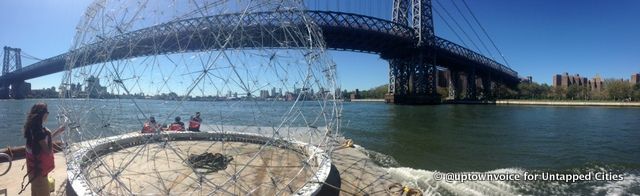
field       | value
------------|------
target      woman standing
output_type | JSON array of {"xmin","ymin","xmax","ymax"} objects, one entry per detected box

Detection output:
[{"xmin": 23, "ymin": 103, "xmax": 65, "ymax": 195}]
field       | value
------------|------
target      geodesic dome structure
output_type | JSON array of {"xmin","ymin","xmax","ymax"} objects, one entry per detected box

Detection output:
[{"xmin": 59, "ymin": 0, "xmax": 341, "ymax": 195}]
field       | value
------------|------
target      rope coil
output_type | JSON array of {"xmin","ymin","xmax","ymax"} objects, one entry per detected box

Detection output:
[{"xmin": 186, "ymin": 152, "xmax": 234, "ymax": 174}]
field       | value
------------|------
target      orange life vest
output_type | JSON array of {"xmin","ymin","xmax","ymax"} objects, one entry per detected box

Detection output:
[
  {"xmin": 169, "ymin": 123, "xmax": 184, "ymax": 131},
  {"xmin": 142, "ymin": 122, "xmax": 156, "ymax": 133},
  {"xmin": 189, "ymin": 120, "xmax": 201, "ymax": 130}
]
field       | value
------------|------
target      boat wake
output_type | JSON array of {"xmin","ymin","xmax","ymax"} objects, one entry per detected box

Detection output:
[{"xmin": 385, "ymin": 166, "xmax": 640, "ymax": 195}]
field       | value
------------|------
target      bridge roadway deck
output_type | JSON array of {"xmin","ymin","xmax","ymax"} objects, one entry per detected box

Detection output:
[{"xmin": 0, "ymin": 11, "xmax": 517, "ymax": 85}]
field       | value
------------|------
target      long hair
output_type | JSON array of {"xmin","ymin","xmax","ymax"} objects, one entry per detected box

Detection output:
[{"xmin": 23, "ymin": 102, "xmax": 48, "ymax": 144}]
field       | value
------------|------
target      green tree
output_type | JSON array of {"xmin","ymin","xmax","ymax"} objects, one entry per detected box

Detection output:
[
  {"xmin": 551, "ymin": 86, "xmax": 567, "ymax": 100},
  {"xmin": 631, "ymin": 84, "xmax": 640, "ymax": 101},
  {"xmin": 604, "ymin": 79, "xmax": 632, "ymax": 101},
  {"xmin": 518, "ymin": 82, "xmax": 552, "ymax": 99},
  {"xmin": 495, "ymin": 83, "xmax": 517, "ymax": 99},
  {"xmin": 352, "ymin": 84, "xmax": 389, "ymax": 99}
]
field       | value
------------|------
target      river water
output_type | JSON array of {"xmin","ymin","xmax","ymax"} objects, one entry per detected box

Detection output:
[{"xmin": 1, "ymin": 99, "xmax": 639, "ymax": 195}]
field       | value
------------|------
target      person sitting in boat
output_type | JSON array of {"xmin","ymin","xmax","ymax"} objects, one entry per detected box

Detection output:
[
  {"xmin": 167, "ymin": 116, "xmax": 185, "ymax": 131},
  {"xmin": 188, "ymin": 112, "xmax": 202, "ymax": 132},
  {"xmin": 141, "ymin": 116, "xmax": 160, "ymax": 133}
]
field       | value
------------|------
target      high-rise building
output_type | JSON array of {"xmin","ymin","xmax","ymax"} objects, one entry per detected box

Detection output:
[
  {"xmin": 271, "ymin": 87, "xmax": 277, "ymax": 98},
  {"xmin": 260, "ymin": 90, "xmax": 269, "ymax": 98},
  {"xmin": 590, "ymin": 75, "xmax": 603, "ymax": 92},
  {"xmin": 552, "ymin": 73, "xmax": 587, "ymax": 88},
  {"xmin": 553, "ymin": 72, "xmax": 605, "ymax": 92},
  {"xmin": 631, "ymin": 73, "xmax": 640, "ymax": 85}
]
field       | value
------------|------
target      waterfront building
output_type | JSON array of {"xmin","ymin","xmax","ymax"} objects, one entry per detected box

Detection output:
[
  {"xmin": 553, "ymin": 72, "xmax": 601, "ymax": 91},
  {"xmin": 271, "ymin": 87, "xmax": 277, "ymax": 98},
  {"xmin": 590, "ymin": 75, "xmax": 603, "ymax": 92},
  {"xmin": 631, "ymin": 73, "xmax": 640, "ymax": 85},
  {"xmin": 260, "ymin": 90, "xmax": 269, "ymax": 98}
]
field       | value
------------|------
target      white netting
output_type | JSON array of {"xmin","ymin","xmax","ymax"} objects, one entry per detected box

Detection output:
[{"xmin": 59, "ymin": 0, "xmax": 341, "ymax": 195}]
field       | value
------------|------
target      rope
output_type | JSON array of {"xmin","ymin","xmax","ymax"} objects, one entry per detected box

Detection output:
[
  {"xmin": 335, "ymin": 138, "xmax": 355, "ymax": 151},
  {"xmin": 342, "ymin": 139, "xmax": 354, "ymax": 148},
  {"xmin": 186, "ymin": 152, "xmax": 234, "ymax": 174},
  {"xmin": 388, "ymin": 183, "xmax": 423, "ymax": 196}
]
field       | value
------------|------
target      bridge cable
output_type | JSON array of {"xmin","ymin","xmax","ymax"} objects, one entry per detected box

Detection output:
[
  {"xmin": 20, "ymin": 51, "xmax": 43, "ymax": 61},
  {"xmin": 449, "ymin": 0, "xmax": 496, "ymax": 60},
  {"xmin": 460, "ymin": 0, "xmax": 511, "ymax": 68},
  {"xmin": 435, "ymin": 0, "xmax": 480, "ymax": 52},
  {"xmin": 434, "ymin": 0, "xmax": 479, "ymax": 52},
  {"xmin": 433, "ymin": 8, "xmax": 469, "ymax": 49}
]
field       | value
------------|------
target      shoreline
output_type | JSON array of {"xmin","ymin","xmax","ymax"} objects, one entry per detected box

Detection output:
[
  {"xmin": 349, "ymin": 99, "xmax": 385, "ymax": 102},
  {"xmin": 495, "ymin": 100, "xmax": 640, "ymax": 107},
  {"xmin": 348, "ymin": 99, "xmax": 640, "ymax": 107},
  {"xmin": 443, "ymin": 99, "xmax": 640, "ymax": 107}
]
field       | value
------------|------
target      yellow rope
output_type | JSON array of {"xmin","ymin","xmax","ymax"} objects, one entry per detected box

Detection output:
[
  {"xmin": 388, "ymin": 183, "xmax": 423, "ymax": 196},
  {"xmin": 342, "ymin": 139, "xmax": 354, "ymax": 148}
]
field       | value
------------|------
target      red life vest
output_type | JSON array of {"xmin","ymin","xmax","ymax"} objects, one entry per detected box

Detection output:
[
  {"xmin": 142, "ymin": 122, "xmax": 156, "ymax": 133},
  {"xmin": 189, "ymin": 120, "xmax": 201, "ymax": 130},
  {"xmin": 26, "ymin": 132, "xmax": 55, "ymax": 177},
  {"xmin": 169, "ymin": 123, "xmax": 184, "ymax": 131}
]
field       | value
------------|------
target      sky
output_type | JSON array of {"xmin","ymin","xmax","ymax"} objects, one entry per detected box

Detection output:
[{"xmin": 1, "ymin": 0, "xmax": 639, "ymax": 92}]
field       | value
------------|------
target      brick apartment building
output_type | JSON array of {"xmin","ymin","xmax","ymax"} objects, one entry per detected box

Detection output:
[
  {"xmin": 553, "ymin": 72, "xmax": 639, "ymax": 91},
  {"xmin": 632, "ymin": 73, "xmax": 640, "ymax": 85},
  {"xmin": 553, "ymin": 72, "xmax": 603, "ymax": 91}
]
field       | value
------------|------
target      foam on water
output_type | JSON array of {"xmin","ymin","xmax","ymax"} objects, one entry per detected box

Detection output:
[
  {"xmin": 387, "ymin": 167, "xmax": 519, "ymax": 196},
  {"xmin": 385, "ymin": 166, "xmax": 640, "ymax": 195},
  {"xmin": 592, "ymin": 173, "xmax": 639, "ymax": 196}
]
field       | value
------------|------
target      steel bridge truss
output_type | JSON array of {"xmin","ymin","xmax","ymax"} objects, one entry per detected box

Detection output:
[{"xmin": 0, "ymin": 9, "xmax": 518, "ymax": 103}]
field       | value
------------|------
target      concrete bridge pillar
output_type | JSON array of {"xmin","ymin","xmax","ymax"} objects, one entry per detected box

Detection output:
[
  {"xmin": 465, "ymin": 69, "xmax": 477, "ymax": 100},
  {"xmin": 9, "ymin": 81, "xmax": 28, "ymax": 99},
  {"xmin": 481, "ymin": 74, "xmax": 492, "ymax": 100},
  {"xmin": 447, "ymin": 69, "xmax": 460, "ymax": 100},
  {"xmin": 0, "ymin": 84, "xmax": 9, "ymax": 99}
]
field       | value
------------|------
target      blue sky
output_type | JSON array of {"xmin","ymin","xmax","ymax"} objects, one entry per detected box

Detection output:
[{"xmin": 1, "ymin": 0, "xmax": 639, "ymax": 91}]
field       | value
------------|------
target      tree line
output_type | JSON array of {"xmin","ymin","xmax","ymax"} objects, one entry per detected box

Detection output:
[
  {"xmin": 346, "ymin": 79, "xmax": 640, "ymax": 101},
  {"xmin": 516, "ymin": 80, "xmax": 640, "ymax": 101}
]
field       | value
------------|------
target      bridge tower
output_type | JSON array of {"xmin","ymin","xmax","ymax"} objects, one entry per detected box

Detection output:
[
  {"xmin": 1, "ymin": 46, "xmax": 28, "ymax": 99},
  {"xmin": 385, "ymin": 0, "xmax": 440, "ymax": 104}
]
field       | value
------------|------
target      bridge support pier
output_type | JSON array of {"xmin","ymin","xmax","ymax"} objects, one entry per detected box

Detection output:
[
  {"xmin": 9, "ymin": 81, "xmax": 28, "ymax": 99},
  {"xmin": 385, "ymin": 56, "xmax": 440, "ymax": 105},
  {"xmin": 0, "ymin": 84, "xmax": 9, "ymax": 99},
  {"xmin": 447, "ymin": 69, "xmax": 460, "ymax": 100},
  {"xmin": 481, "ymin": 74, "xmax": 493, "ymax": 100},
  {"xmin": 465, "ymin": 69, "xmax": 477, "ymax": 100}
]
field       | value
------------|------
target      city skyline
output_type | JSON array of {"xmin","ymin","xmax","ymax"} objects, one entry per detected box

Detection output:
[{"xmin": 1, "ymin": 0, "xmax": 639, "ymax": 91}]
